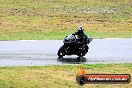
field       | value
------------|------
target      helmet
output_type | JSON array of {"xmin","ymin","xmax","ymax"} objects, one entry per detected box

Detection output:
[{"xmin": 77, "ymin": 26, "xmax": 84, "ymax": 31}]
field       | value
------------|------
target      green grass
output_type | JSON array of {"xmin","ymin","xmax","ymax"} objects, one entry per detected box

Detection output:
[
  {"xmin": 0, "ymin": 31, "xmax": 132, "ymax": 40},
  {"xmin": 0, "ymin": 64, "xmax": 131, "ymax": 88},
  {"xmin": 0, "ymin": 0, "xmax": 132, "ymax": 40}
]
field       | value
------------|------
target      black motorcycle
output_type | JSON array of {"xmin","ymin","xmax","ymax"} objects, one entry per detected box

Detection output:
[{"xmin": 57, "ymin": 34, "xmax": 92, "ymax": 59}]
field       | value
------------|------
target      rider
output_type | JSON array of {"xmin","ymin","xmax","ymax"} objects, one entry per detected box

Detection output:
[{"xmin": 72, "ymin": 26, "xmax": 88, "ymax": 44}]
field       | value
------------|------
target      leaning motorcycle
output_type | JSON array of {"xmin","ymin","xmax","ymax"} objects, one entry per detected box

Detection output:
[{"xmin": 57, "ymin": 34, "xmax": 92, "ymax": 59}]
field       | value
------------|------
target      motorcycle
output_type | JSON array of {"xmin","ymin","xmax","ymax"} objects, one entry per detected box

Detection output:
[{"xmin": 57, "ymin": 34, "xmax": 92, "ymax": 59}]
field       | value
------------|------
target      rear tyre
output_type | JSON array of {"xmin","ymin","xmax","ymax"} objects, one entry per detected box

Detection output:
[
  {"xmin": 78, "ymin": 45, "xmax": 89, "ymax": 57},
  {"xmin": 77, "ymin": 55, "xmax": 83, "ymax": 62}
]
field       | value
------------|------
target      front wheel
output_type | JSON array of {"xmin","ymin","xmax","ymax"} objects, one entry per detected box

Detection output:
[
  {"xmin": 57, "ymin": 45, "xmax": 65, "ymax": 58},
  {"xmin": 58, "ymin": 51, "xmax": 63, "ymax": 58}
]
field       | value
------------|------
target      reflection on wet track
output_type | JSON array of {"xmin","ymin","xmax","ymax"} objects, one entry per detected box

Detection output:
[{"xmin": 0, "ymin": 39, "xmax": 132, "ymax": 66}]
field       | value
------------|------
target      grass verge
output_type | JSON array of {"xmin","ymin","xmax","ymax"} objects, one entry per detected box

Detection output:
[
  {"xmin": 0, "ymin": 64, "xmax": 131, "ymax": 88},
  {"xmin": 0, "ymin": 31, "xmax": 132, "ymax": 40}
]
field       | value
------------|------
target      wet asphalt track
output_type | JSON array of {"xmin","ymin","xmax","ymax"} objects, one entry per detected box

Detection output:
[{"xmin": 0, "ymin": 38, "xmax": 132, "ymax": 66}]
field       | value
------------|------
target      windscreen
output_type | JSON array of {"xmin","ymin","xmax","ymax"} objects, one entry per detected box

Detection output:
[{"xmin": 66, "ymin": 34, "xmax": 75, "ymax": 40}]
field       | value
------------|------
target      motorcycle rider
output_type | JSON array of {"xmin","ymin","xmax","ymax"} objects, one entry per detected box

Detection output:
[
  {"xmin": 72, "ymin": 26, "xmax": 88, "ymax": 44},
  {"xmin": 72, "ymin": 26, "xmax": 89, "ymax": 55}
]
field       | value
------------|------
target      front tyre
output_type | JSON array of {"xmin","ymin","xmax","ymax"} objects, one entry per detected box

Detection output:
[
  {"xmin": 57, "ymin": 45, "xmax": 65, "ymax": 58},
  {"xmin": 58, "ymin": 51, "xmax": 63, "ymax": 58}
]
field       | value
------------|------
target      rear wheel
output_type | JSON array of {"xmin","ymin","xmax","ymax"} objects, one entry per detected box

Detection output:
[
  {"xmin": 77, "ymin": 56, "xmax": 83, "ymax": 60},
  {"xmin": 78, "ymin": 45, "xmax": 89, "ymax": 57}
]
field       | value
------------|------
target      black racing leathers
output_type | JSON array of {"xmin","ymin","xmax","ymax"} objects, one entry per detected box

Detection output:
[{"xmin": 72, "ymin": 30, "xmax": 88, "ymax": 45}]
